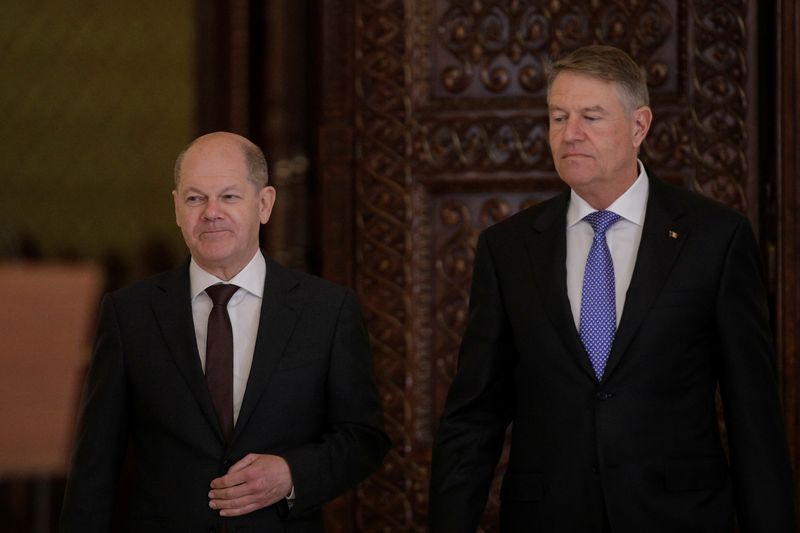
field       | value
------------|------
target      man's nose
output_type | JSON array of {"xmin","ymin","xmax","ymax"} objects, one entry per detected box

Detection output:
[
  {"xmin": 202, "ymin": 199, "xmax": 223, "ymax": 219},
  {"xmin": 563, "ymin": 117, "xmax": 584, "ymax": 142}
]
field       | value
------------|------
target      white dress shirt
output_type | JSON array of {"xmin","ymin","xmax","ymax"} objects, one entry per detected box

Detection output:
[
  {"xmin": 189, "ymin": 250, "xmax": 265, "ymax": 425},
  {"xmin": 566, "ymin": 161, "xmax": 649, "ymax": 329}
]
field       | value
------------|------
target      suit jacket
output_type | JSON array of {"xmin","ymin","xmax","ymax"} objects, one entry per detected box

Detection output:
[
  {"xmin": 430, "ymin": 176, "xmax": 795, "ymax": 532},
  {"xmin": 61, "ymin": 257, "xmax": 390, "ymax": 533}
]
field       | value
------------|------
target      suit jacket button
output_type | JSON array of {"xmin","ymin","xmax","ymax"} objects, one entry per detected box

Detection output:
[{"xmin": 596, "ymin": 391, "xmax": 613, "ymax": 400}]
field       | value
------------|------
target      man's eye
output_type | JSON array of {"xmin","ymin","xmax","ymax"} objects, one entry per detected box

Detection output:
[
  {"xmin": 585, "ymin": 116, "xmax": 599, "ymax": 121},
  {"xmin": 186, "ymin": 196, "xmax": 204, "ymax": 205},
  {"xmin": 223, "ymin": 194, "xmax": 241, "ymax": 201},
  {"xmin": 551, "ymin": 116, "xmax": 565, "ymax": 123}
]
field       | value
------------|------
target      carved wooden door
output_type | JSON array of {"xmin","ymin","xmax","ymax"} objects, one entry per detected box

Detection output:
[{"xmin": 318, "ymin": 1, "xmax": 767, "ymax": 530}]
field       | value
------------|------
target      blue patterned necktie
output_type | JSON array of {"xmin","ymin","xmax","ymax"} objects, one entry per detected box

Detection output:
[{"xmin": 579, "ymin": 210, "xmax": 621, "ymax": 379}]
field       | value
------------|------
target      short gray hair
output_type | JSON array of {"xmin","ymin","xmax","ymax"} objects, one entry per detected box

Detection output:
[{"xmin": 546, "ymin": 45, "xmax": 649, "ymax": 111}]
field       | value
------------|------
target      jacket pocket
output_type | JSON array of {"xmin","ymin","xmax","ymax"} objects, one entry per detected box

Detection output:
[
  {"xmin": 665, "ymin": 456, "xmax": 728, "ymax": 492},
  {"xmin": 500, "ymin": 471, "xmax": 544, "ymax": 502}
]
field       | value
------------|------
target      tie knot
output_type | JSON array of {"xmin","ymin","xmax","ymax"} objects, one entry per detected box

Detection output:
[
  {"xmin": 584, "ymin": 210, "xmax": 621, "ymax": 236},
  {"xmin": 205, "ymin": 284, "xmax": 239, "ymax": 306}
]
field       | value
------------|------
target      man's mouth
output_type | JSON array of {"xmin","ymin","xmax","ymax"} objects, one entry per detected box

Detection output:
[{"xmin": 200, "ymin": 229, "xmax": 231, "ymax": 238}]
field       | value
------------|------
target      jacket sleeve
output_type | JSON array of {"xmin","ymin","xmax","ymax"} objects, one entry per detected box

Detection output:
[
  {"xmin": 429, "ymin": 232, "xmax": 515, "ymax": 532},
  {"xmin": 715, "ymin": 218, "xmax": 795, "ymax": 532},
  {"xmin": 60, "ymin": 294, "xmax": 130, "ymax": 533},
  {"xmin": 279, "ymin": 289, "xmax": 391, "ymax": 515}
]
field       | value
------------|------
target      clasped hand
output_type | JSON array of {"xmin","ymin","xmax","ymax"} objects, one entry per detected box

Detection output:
[{"xmin": 208, "ymin": 453, "xmax": 293, "ymax": 517}]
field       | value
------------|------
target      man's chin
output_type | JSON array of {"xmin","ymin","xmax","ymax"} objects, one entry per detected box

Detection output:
[
  {"xmin": 191, "ymin": 245, "xmax": 234, "ymax": 265},
  {"xmin": 557, "ymin": 171, "xmax": 596, "ymax": 188}
]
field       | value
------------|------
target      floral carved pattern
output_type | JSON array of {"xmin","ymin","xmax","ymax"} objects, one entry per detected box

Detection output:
[
  {"xmin": 434, "ymin": 0, "xmax": 674, "ymax": 97},
  {"xmin": 689, "ymin": 1, "xmax": 749, "ymax": 212},
  {"xmin": 414, "ymin": 116, "xmax": 553, "ymax": 173}
]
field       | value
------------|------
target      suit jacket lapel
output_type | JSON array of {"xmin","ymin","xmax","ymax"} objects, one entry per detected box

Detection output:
[
  {"xmin": 523, "ymin": 189, "xmax": 597, "ymax": 381},
  {"xmin": 151, "ymin": 260, "xmax": 226, "ymax": 442},
  {"xmin": 603, "ymin": 176, "xmax": 688, "ymax": 380},
  {"xmin": 233, "ymin": 259, "xmax": 300, "ymax": 442}
]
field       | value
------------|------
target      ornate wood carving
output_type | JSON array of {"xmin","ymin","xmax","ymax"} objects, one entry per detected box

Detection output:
[
  {"xmin": 689, "ymin": 0, "xmax": 752, "ymax": 217},
  {"xmin": 354, "ymin": 1, "xmax": 418, "ymax": 530},
  {"xmin": 414, "ymin": 116, "xmax": 552, "ymax": 173},
  {"xmin": 432, "ymin": 0, "xmax": 675, "ymax": 98},
  {"xmin": 349, "ymin": 0, "xmax": 763, "ymax": 530},
  {"xmin": 431, "ymin": 194, "xmax": 541, "ymax": 410}
]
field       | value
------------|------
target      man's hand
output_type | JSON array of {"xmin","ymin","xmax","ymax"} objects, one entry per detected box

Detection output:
[{"xmin": 208, "ymin": 453, "xmax": 293, "ymax": 517}]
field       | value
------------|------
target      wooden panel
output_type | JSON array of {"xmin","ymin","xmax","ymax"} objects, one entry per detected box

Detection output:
[{"xmin": 196, "ymin": 0, "xmax": 251, "ymax": 135}]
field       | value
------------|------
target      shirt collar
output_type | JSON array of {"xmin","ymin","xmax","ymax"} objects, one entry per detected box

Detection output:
[
  {"xmin": 567, "ymin": 160, "xmax": 650, "ymax": 228},
  {"xmin": 189, "ymin": 250, "xmax": 266, "ymax": 300}
]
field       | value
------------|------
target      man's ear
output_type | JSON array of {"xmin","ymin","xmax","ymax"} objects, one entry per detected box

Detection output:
[
  {"xmin": 259, "ymin": 186, "xmax": 277, "ymax": 225},
  {"xmin": 632, "ymin": 106, "xmax": 653, "ymax": 148},
  {"xmin": 172, "ymin": 190, "xmax": 181, "ymax": 227}
]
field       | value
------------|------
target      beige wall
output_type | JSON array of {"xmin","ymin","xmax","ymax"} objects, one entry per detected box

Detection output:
[{"xmin": 0, "ymin": 0, "xmax": 194, "ymax": 278}]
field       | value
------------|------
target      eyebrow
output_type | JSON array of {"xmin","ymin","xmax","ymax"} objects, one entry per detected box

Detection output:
[
  {"xmin": 549, "ymin": 105, "xmax": 607, "ymax": 113},
  {"xmin": 182, "ymin": 184, "xmax": 242, "ymax": 195}
]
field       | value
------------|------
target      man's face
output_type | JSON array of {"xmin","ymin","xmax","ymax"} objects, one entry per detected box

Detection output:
[
  {"xmin": 548, "ymin": 71, "xmax": 651, "ymax": 207},
  {"xmin": 173, "ymin": 137, "xmax": 275, "ymax": 280}
]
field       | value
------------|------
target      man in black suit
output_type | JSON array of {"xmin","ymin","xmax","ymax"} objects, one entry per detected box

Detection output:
[
  {"xmin": 61, "ymin": 131, "xmax": 390, "ymax": 532},
  {"xmin": 429, "ymin": 45, "xmax": 794, "ymax": 532}
]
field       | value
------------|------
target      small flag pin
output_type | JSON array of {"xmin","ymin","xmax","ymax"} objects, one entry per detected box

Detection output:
[{"xmin": 668, "ymin": 230, "xmax": 679, "ymax": 239}]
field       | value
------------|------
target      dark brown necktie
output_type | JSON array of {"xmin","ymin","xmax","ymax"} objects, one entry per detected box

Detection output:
[{"xmin": 205, "ymin": 284, "xmax": 239, "ymax": 441}]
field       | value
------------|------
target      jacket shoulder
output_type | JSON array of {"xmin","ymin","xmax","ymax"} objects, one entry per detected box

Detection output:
[
  {"xmin": 266, "ymin": 259, "xmax": 353, "ymax": 300},
  {"xmin": 104, "ymin": 266, "xmax": 184, "ymax": 305},
  {"xmin": 650, "ymin": 177, "xmax": 750, "ymax": 228},
  {"xmin": 481, "ymin": 188, "xmax": 569, "ymax": 241}
]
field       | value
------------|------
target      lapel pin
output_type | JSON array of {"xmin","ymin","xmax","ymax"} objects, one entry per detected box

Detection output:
[{"xmin": 668, "ymin": 230, "xmax": 679, "ymax": 239}]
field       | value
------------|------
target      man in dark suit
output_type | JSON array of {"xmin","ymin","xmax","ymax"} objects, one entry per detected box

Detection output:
[
  {"xmin": 61, "ymin": 131, "xmax": 390, "ymax": 532},
  {"xmin": 429, "ymin": 45, "xmax": 794, "ymax": 532}
]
